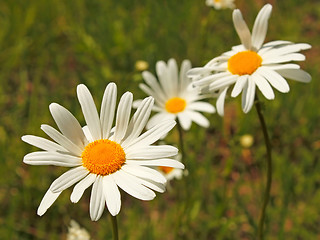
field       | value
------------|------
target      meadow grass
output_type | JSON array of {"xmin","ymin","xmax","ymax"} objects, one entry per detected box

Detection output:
[{"xmin": 0, "ymin": 0, "xmax": 319, "ymax": 239}]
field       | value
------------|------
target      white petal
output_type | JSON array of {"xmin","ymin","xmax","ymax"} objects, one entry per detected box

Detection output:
[
  {"xmin": 112, "ymin": 170, "xmax": 156, "ymax": 201},
  {"xmin": 253, "ymin": 73, "xmax": 275, "ymax": 100},
  {"xmin": 193, "ymin": 72, "xmax": 230, "ymax": 88},
  {"xmin": 126, "ymin": 145, "xmax": 178, "ymax": 160},
  {"xmin": 261, "ymin": 43, "xmax": 311, "ymax": 59},
  {"xmin": 23, "ymin": 151, "xmax": 81, "ymax": 167},
  {"xmin": 231, "ymin": 75, "xmax": 248, "ymax": 97},
  {"xmin": 186, "ymin": 67, "xmax": 211, "ymax": 78},
  {"xmin": 121, "ymin": 164, "xmax": 167, "ymax": 184},
  {"xmin": 132, "ymin": 99, "xmax": 143, "ymax": 109},
  {"xmin": 124, "ymin": 120, "xmax": 176, "ymax": 149},
  {"xmin": 70, "ymin": 173, "xmax": 97, "ymax": 203},
  {"xmin": 77, "ymin": 84, "xmax": 101, "ymax": 141},
  {"xmin": 134, "ymin": 178, "xmax": 166, "ymax": 193},
  {"xmin": 263, "ymin": 64, "xmax": 300, "ymax": 70},
  {"xmin": 139, "ymin": 83, "xmax": 166, "ymax": 105},
  {"xmin": 263, "ymin": 40, "xmax": 292, "ymax": 47},
  {"xmin": 49, "ymin": 103, "xmax": 86, "ymax": 148},
  {"xmin": 125, "ymin": 159, "xmax": 184, "ymax": 169},
  {"xmin": 208, "ymin": 75, "xmax": 238, "ymax": 92},
  {"xmin": 37, "ymin": 189, "xmax": 62, "ymax": 216},
  {"xmin": 120, "ymin": 169, "xmax": 166, "ymax": 193},
  {"xmin": 168, "ymin": 58, "xmax": 179, "ymax": 95},
  {"xmin": 22, "ymin": 135, "xmax": 65, "ymax": 152},
  {"xmin": 177, "ymin": 112, "xmax": 192, "ymax": 130},
  {"xmin": 233, "ymin": 9, "xmax": 252, "ymax": 49},
  {"xmin": 258, "ymin": 67, "xmax": 290, "ymax": 93},
  {"xmin": 103, "ymin": 175, "xmax": 121, "ymax": 216},
  {"xmin": 185, "ymin": 110, "xmax": 210, "ymax": 128},
  {"xmin": 241, "ymin": 77, "xmax": 256, "ymax": 113},
  {"xmin": 90, "ymin": 176, "xmax": 105, "ymax": 221},
  {"xmin": 146, "ymin": 112, "xmax": 175, "ymax": 130},
  {"xmin": 262, "ymin": 53, "xmax": 305, "ymax": 64},
  {"xmin": 276, "ymin": 69, "xmax": 311, "ymax": 83},
  {"xmin": 156, "ymin": 61, "xmax": 171, "ymax": 98},
  {"xmin": 113, "ymin": 92, "xmax": 133, "ymax": 143},
  {"xmin": 100, "ymin": 82, "xmax": 117, "ymax": 139},
  {"xmin": 142, "ymin": 71, "xmax": 167, "ymax": 103},
  {"xmin": 216, "ymin": 87, "xmax": 229, "ymax": 116},
  {"xmin": 50, "ymin": 166, "xmax": 88, "ymax": 193},
  {"xmin": 187, "ymin": 101, "xmax": 215, "ymax": 113},
  {"xmin": 41, "ymin": 124, "xmax": 82, "ymax": 156},
  {"xmin": 82, "ymin": 125, "xmax": 94, "ymax": 142},
  {"xmin": 179, "ymin": 59, "xmax": 192, "ymax": 92},
  {"xmin": 122, "ymin": 97, "xmax": 154, "ymax": 146},
  {"xmin": 251, "ymin": 4, "xmax": 272, "ymax": 50}
]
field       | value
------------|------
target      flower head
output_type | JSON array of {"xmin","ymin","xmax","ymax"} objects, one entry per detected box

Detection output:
[
  {"xmin": 22, "ymin": 83, "xmax": 184, "ymax": 221},
  {"xmin": 188, "ymin": 4, "xmax": 311, "ymax": 115},
  {"xmin": 134, "ymin": 59, "xmax": 215, "ymax": 130},
  {"xmin": 206, "ymin": 0, "xmax": 235, "ymax": 10}
]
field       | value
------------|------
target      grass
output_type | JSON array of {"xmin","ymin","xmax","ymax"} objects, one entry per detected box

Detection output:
[{"xmin": 0, "ymin": 0, "xmax": 320, "ymax": 239}]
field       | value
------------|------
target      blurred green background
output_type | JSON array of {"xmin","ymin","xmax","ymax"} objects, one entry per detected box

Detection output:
[{"xmin": 0, "ymin": 0, "xmax": 319, "ymax": 239}]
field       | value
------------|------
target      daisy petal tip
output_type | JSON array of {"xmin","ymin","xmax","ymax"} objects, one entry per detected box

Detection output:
[
  {"xmin": 76, "ymin": 84, "xmax": 87, "ymax": 93},
  {"xmin": 37, "ymin": 203, "xmax": 50, "ymax": 216},
  {"xmin": 109, "ymin": 210, "xmax": 118, "ymax": 217},
  {"xmin": 304, "ymin": 74, "xmax": 312, "ymax": 83},
  {"xmin": 175, "ymin": 161, "xmax": 185, "ymax": 169},
  {"xmin": 108, "ymin": 82, "xmax": 117, "ymax": 88},
  {"xmin": 37, "ymin": 208, "xmax": 46, "ymax": 216},
  {"xmin": 305, "ymin": 43, "xmax": 312, "ymax": 50},
  {"xmin": 48, "ymin": 102, "xmax": 58, "ymax": 109},
  {"xmin": 264, "ymin": 3, "xmax": 273, "ymax": 11}
]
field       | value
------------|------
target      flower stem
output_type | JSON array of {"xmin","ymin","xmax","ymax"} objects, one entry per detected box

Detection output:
[
  {"xmin": 254, "ymin": 94, "xmax": 272, "ymax": 240},
  {"xmin": 177, "ymin": 122, "xmax": 185, "ymax": 164},
  {"xmin": 110, "ymin": 214, "xmax": 119, "ymax": 240}
]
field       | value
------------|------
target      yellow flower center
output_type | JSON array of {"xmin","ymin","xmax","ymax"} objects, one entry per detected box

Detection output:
[
  {"xmin": 159, "ymin": 166, "xmax": 174, "ymax": 174},
  {"xmin": 228, "ymin": 51, "xmax": 262, "ymax": 75},
  {"xmin": 165, "ymin": 97, "xmax": 186, "ymax": 114},
  {"xmin": 81, "ymin": 139, "xmax": 126, "ymax": 176}
]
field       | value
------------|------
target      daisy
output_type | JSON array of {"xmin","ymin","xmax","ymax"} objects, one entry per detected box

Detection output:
[
  {"xmin": 188, "ymin": 4, "xmax": 311, "ymax": 115},
  {"xmin": 22, "ymin": 83, "xmax": 184, "ymax": 221},
  {"xmin": 133, "ymin": 58, "xmax": 215, "ymax": 131},
  {"xmin": 205, "ymin": 0, "xmax": 235, "ymax": 10}
]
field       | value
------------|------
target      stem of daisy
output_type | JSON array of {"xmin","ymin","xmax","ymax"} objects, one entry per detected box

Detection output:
[
  {"xmin": 254, "ymin": 94, "xmax": 272, "ymax": 240},
  {"xmin": 177, "ymin": 122, "xmax": 185, "ymax": 164},
  {"xmin": 110, "ymin": 214, "xmax": 119, "ymax": 240}
]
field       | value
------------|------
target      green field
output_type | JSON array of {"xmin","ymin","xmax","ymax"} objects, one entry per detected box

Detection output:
[{"xmin": 1, "ymin": 0, "xmax": 319, "ymax": 239}]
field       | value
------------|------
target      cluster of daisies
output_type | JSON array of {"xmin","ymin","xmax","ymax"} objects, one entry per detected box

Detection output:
[{"xmin": 22, "ymin": 4, "xmax": 310, "ymax": 221}]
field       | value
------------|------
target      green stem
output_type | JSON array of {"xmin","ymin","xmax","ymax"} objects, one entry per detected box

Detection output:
[
  {"xmin": 110, "ymin": 214, "xmax": 119, "ymax": 240},
  {"xmin": 254, "ymin": 95, "xmax": 272, "ymax": 240},
  {"xmin": 177, "ymin": 122, "xmax": 185, "ymax": 164},
  {"xmin": 174, "ymin": 121, "xmax": 188, "ymax": 239}
]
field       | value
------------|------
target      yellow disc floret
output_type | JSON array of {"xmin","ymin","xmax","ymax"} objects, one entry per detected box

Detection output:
[
  {"xmin": 159, "ymin": 166, "xmax": 174, "ymax": 174},
  {"xmin": 228, "ymin": 50, "xmax": 262, "ymax": 75},
  {"xmin": 165, "ymin": 97, "xmax": 187, "ymax": 114},
  {"xmin": 82, "ymin": 139, "xmax": 126, "ymax": 176}
]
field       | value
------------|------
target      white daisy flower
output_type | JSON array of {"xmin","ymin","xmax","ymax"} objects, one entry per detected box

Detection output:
[
  {"xmin": 22, "ymin": 83, "xmax": 184, "ymax": 221},
  {"xmin": 133, "ymin": 58, "xmax": 215, "ymax": 131},
  {"xmin": 206, "ymin": 0, "xmax": 235, "ymax": 10},
  {"xmin": 188, "ymin": 4, "xmax": 311, "ymax": 115}
]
